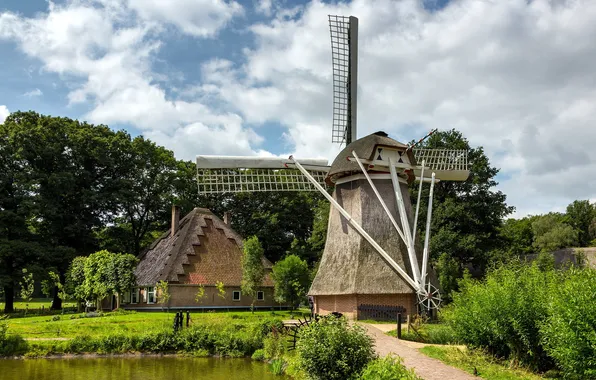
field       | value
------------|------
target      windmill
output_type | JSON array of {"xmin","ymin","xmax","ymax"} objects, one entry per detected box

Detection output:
[{"xmin": 196, "ymin": 15, "xmax": 469, "ymax": 317}]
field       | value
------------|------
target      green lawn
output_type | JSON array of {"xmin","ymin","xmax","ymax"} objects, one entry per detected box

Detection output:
[
  {"xmin": 386, "ymin": 322, "xmax": 460, "ymax": 345},
  {"xmin": 6, "ymin": 309, "xmax": 309, "ymax": 339},
  {"xmin": 420, "ymin": 346, "xmax": 545, "ymax": 380},
  {"xmin": 1, "ymin": 299, "xmax": 77, "ymax": 312}
]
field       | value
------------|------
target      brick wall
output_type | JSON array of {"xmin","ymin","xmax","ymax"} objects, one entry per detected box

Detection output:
[{"xmin": 314, "ymin": 293, "xmax": 416, "ymax": 320}]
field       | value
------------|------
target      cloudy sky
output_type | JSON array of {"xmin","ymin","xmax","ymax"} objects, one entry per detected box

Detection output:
[{"xmin": 1, "ymin": 0, "xmax": 595, "ymax": 218}]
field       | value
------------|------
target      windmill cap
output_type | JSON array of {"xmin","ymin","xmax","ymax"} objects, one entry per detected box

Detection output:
[{"xmin": 326, "ymin": 131, "xmax": 415, "ymax": 185}]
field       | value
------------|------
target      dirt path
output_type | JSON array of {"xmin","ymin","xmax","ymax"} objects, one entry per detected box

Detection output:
[{"xmin": 360, "ymin": 323, "xmax": 476, "ymax": 380}]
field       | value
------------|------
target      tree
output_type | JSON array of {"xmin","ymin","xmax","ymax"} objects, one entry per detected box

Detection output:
[
  {"xmin": 409, "ymin": 129, "xmax": 514, "ymax": 289},
  {"xmin": 66, "ymin": 250, "xmax": 138, "ymax": 310},
  {"xmin": 156, "ymin": 280, "xmax": 171, "ymax": 310},
  {"xmin": 565, "ymin": 200, "xmax": 594, "ymax": 247},
  {"xmin": 271, "ymin": 254, "xmax": 312, "ymax": 309},
  {"xmin": 500, "ymin": 217, "xmax": 536, "ymax": 256},
  {"xmin": 532, "ymin": 213, "xmax": 578, "ymax": 252},
  {"xmin": 216, "ymin": 281, "xmax": 226, "ymax": 299},
  {"xmin": 241, "ymin": 236, "xmax": 266, "ymax": 311}
]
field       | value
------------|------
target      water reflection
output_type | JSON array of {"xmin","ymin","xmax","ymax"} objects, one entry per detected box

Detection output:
[{"xmin": 1, "ymin": 356, "xmax": 282, "ymax": 380}]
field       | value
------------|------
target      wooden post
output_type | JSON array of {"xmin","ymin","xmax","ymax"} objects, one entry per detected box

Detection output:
[
  {"xmin": 397, "ymin": 313, "xmax": 402, "ymax": 339},
  {"xmin": 186, "ymin": 310, "xmax": 190, "ymax": 328},
  {"xmin": 407, "ymin": 314, "xmax": 410, "ymax": 333}
]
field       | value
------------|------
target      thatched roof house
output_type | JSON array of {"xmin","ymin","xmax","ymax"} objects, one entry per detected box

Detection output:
[
  {"xmin": 122, "ymin": 207, "xmax": 278, "ymax": 310},
  {"xmin": 310, "ymin": 131, "xmax": 438, "ymax": 320}
]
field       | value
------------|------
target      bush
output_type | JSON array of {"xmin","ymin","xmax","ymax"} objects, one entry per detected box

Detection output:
[
  {"xmin": 359, "ymin": 355, "xmax": 421, "ymax": 380},
  {"xmin": 0, "ymin": 322, "xmax": 28, "ymax": 356},
  {"xmin": 296, "ymin": 316, "xmax": 376, "ymax": 380},
  {"xmin": 445, "ymin": 262, "xmax": 555, "ymax": 370},
  {"xmin": 541, "ymin": 268, "xmax": 596, "ymax": 378},
  {"xmin": 251, "ymin": 348, "xmax": 265, "ymax": 361},
  {"xmin": 263, "ymin": 332, "xmax": 287, "ymax": 359}
]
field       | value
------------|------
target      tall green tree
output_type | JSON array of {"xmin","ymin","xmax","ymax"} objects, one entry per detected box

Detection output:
[
  {"xmin": 499, "ymin": 216, "xmax": 536, "ymax": 256},
  {"xmin": 271, "ymin": 254, "xmax": 312, "ymax": 310},
  {"xmin": 410, "ymin": 129, "xmax": 514, "ymax": 289},
  {"xmin": 241, "ymin": 236, "xmax": 266, "ymax": 311},
  {"xmin": 565, "ymin": 200, "xmax": 594, "ymax": 247},
  {"xmin": 532, "ymin": 213, "xmax": 578, "ymax": 252}
]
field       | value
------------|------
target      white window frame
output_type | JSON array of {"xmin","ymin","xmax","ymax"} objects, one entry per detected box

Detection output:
[
  {"xmin": 147, "ymin": 287, "xmax": 156, "ymax": 304},
  {"xmin": 131, "ymin": 288, "xmax": 139, "ymax": 304},
  {"xmin": 232, "ymin": 290, "xmax": 241, "ymax": 301},
  {"xmin": 257, "ymin": 291, "xmax": 264, "ymax": 301}
]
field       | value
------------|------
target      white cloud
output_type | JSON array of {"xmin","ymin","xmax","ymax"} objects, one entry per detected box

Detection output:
[
  {"xmin": 126, "ymin": 0, "xmax": 242, "ymax": 37},
  {"xmin": 0, "ymin": 0, "xmax": 258, "ymax": 158},
  {"xmin": 196, "ymin": 0, "xmax": 596, "ymax": 216},
  {"xmin": 255, "ymin": 0, "xmax": 273, "ymax": 16},
  {"xmin": 23, "ymin": 88, "xmax": 43, "ymax": 97},
  {"xmin": 0, "ymin": 105, "xmax": 9, "ymax": 123}
]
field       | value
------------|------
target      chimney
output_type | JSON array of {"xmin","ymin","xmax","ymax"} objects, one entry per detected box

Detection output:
[
  {"xmin": 171, "ymin": 205, "xmax": 180, "ymax": 237},
  {"xmin": 223, "ymin": 211, "xmax": 231, "ymax": 226}
]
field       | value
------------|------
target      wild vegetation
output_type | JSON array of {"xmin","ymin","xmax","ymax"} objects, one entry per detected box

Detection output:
[{"xmin": 443, "ymin": 260, "xmax": 596, "ymax": 378}]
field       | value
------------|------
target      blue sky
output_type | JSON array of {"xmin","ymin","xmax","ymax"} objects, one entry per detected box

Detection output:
[{"xmin": 1, "ymin": 0, "xmax": 596, "ymax": 217}]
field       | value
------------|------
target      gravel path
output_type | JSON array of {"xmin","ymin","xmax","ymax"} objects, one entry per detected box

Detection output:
[{"xmin": 360, "ymin": 323, "xmax": 477, "ymax": 380}]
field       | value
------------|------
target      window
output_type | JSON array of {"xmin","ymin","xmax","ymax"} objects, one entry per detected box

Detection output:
[
  {"xmin": 232, "ymin": 290, "xmax": 241, "ymax": 301},
  {"xmin": 131, "ymin": 288, "xmax": 139, "ymax": 304},
  {"xmin": 123, "ymin": 291, "xmax": 131, "ymax": 304},
  {"xmin": 147, "ymin": 287, "xmax": 155, "ymax": 304},
  {"xmin": 257, "ymin": 291, "xmax": 264, "ymax": 301}
]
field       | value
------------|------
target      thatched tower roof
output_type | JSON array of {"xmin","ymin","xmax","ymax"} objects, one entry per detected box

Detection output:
[
  {"xmin": 326, "ymin": 131, "xmax": 416, "ymax": 185},
  {"xmin": 135, "ymin": 208, "xmax": 273, "ymax": 287}
]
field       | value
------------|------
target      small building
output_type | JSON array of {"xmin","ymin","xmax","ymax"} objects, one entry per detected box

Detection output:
[{"xmin": 121, "ymin": 206, "xmax": 279, "ymax": 310}]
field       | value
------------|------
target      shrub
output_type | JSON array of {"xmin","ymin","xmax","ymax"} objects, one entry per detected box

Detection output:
[
  {"xmin": 0, "ymin": 322, "xmax": 28, "ymax": 356},
  {"xmin": 359, "ymin": 355, "xmax": 421, "ymax": 380},
  {"xmin": 251, "ymin": 348, "xmax": 265, "ymax": 361},
  {"xmin": 445, "ymin": 262, "xmax": 554, "ymax": 370},
  {"xmin": 263, "ymin": 332, "xmax": 287, "ymax": 359},
  {"xmin": 296, "ymin": 316, "xmax": 376, "ymax": 380},
  {"xmin": 269, "ymin": 358, "xmax": 286, "ymax": 376},
  {"xmin": 541, "ymin": 268, "xmax": 596, "ymax": 378}
]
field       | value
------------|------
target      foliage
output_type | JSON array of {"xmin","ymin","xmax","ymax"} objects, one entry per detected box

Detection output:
[
  {"xmin": 41, "ymin": 271, "xmax": 67, "ymax": 301},
  {"xmin": 195, "ymin": 284, "xmax": 206, "ymax": 304},
  {"xmin": 499, "ymin": 217, "xmax": 536, "ymax": 256},
  {"xmin": 296, "ymin": 316, "xmax": 377, "ymax": 380},
  {"xmin": 388, "ymin": 322, "xmax": 459, "ymax": 345},
  {"xmin": 271, "ymin": 254, "xmax": 312, "ymax": 309},
  {"xmin": 434, "ymin": 253, "xmax": 461, "ymax": 303},
  {"xmin": 65, "ymin": 250, "xmax": 138, "ymax": 307},
  {"xmin": 532, "ymin": 213, "xmax": 578, "ymax": 252},
  {"xmin": 269, "ymin": 358, "xmax": 286, "ymax": 376},
  {"xmin": 359, "ymin": 355, "xmax": 422, "ymax": 380},
  {"xmin": 263, "ymin": 332, "xmax": 287, "ymax": 359},
  {"xmin": 420, "ymin": 346, "xmax": 543, "ymax": 380},
  {"xmin": 541, "ymin": 268, "xmax": 596, "ymax": 378},
  {"xmin": 445, "ymin": 261, "xmax": 554, "ymax": 370},
  {"xmin": 215, "ymin": 281, "xmax": 226, "ymax": 299},
  {"xmin": 251, "ymin": 348, "xmax": 265, "ymax": 360},
  {"xmin": 8, "ymin": 311, "xmax": 289, "ymax": 358},
  {"xmin": 565, "ymin": 200, "xmax": 595, "ymax": 247},
  {"xmin": 0, "ymin": 320, "xmax": 28, "ymax": 356},
  {"xmin": 19, "ymin": 268, "xmax": 35, "ymax": 303},
  {"xmin": 409, "ymin": 129, "xmax": 514, "ymax": 289},
  {"xmin": 156, "ymin": 280, "xmax": 170, "ymax": 306},
  {"xmin": 241, "ymin": 236, "xmax": 266, "ymax": 310}
]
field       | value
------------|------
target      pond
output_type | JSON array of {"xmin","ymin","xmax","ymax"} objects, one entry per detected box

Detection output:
[{"xmin": 1, "ymin": 356, "xmax": 285, "ymax": 380}]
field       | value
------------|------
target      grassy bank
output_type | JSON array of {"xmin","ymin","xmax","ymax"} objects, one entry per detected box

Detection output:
[
  {"xmin": 1, "ymin": 310, "xmax": 307, "ymax": 358},
  {"xmin": 386, "ymin": 322, "xmax": 460, "ymax": 345},
  {"xmin": 420, "ymin": 346, "xmax": 545, "ymax": 380}
]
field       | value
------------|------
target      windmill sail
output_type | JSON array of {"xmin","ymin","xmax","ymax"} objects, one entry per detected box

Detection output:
[
  {"xmin": 329, "ymin": 15, "xmax": 358, "ymax": 145},
  {"xmin": 196, "ymin": 156, "xmax": 330, "ymax": 194}
]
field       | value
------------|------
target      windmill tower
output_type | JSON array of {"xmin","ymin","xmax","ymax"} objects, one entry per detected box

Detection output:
[{"xmin": 196, "ymin": 15, "xmax": 469, "ymax": 319}]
